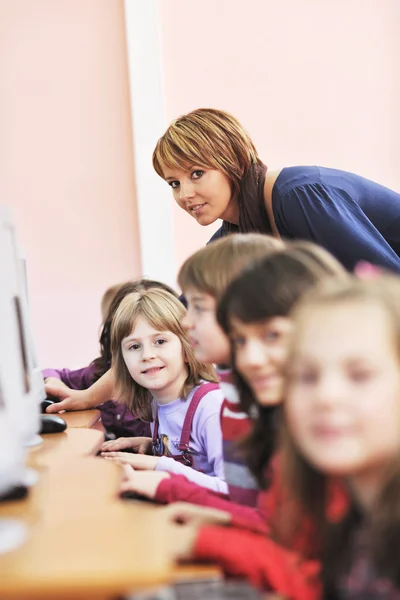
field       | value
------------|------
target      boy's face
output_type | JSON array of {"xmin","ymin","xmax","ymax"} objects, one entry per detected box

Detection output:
[{"xmin": 181, "ymin": 288, "xmax": 231, "ymax": 365}]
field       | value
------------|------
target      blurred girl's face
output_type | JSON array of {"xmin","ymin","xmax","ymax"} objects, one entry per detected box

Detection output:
[
  {"xmin": 230, "ymin": 316, "xmax": 292, "ymax": 406},
  {"xmin": 286, "ymin": 302, "xmax": 400, "ymax": 487}
]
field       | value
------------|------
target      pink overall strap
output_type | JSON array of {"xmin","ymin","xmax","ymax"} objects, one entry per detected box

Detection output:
[{"xmin": 177, "ymin": 382, "xmax": 220, "ymax": 452}]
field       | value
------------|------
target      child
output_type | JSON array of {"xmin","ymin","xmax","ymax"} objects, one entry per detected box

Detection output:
[
  {"xmin": 115, "ymin": 233, "xmax": 283, "ymax": 514},
  {"xmin": 101, "ymin": 288, "xmax": 227, "ymax": 493},
  {"xmin": 43, "ymin": 279, "xmax": 178, "ymax": 437},
  {"xmin": 216, "ymin": 240, "xmax": 348, "ymax": 488},
  {"xmin": 280, "ymin": 274, "xmax": 400, "ymax": 598},
  {"xmin": 156, "ymin": 244, "xmax": 349, "ymax": 599}
]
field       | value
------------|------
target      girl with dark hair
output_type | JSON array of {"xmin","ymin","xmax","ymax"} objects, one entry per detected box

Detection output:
[
  {"xmin": 43, "ymin": 279, "xmax": 178, "ymax": 437},
  {"xmin": 216, "ymin": 241, "xmax": 347, "ymax": 488}
]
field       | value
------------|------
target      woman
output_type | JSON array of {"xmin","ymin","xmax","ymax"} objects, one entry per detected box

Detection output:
[{"xmin": 153, "ymin": 108, "xmax": 400, "ymax": 272}]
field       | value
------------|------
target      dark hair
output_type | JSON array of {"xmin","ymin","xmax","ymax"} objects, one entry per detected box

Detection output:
[
  {"xmin": 90, "ymin": 279, "xmax": 178, "ymax": 381},
  {"xmin": 217, "ymin": 242, "xmax": 348, "ymax": 488}
]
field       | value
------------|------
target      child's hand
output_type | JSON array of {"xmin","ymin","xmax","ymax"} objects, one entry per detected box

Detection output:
[
  {"xmin": 163, "ymin": 502, "xmax": 232, "ymax": 527},
  {"xmin": 45, "ymin": 380, "xmax": 91, "ymax": 412},
  {"xmin": 102, "ymin": 452, "xmax": 159, "ymax": 470},
  {"xmin": 119, "ymin": 465, "xmax": 171, "ymax": 499},
  {"xmin": 170, "ymin": 522, "xmax": 200, "ymax": 560},
  {"xmin": 100, "ymin": 436, "xmax": 152, "ymax": 454}
]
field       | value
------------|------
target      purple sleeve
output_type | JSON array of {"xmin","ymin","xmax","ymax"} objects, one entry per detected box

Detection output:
[{"xmin": 42, "ymin": 365, "xmax": 97, "ymax": 390}]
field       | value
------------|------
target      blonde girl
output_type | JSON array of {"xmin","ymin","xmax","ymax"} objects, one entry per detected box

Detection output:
[{"xmin": 101, "ymin": 288, "xmax": 227, "ymax": 494}]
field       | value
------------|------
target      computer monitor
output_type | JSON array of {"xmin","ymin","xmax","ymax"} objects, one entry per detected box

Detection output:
[
  {"xmin": 0, "ymin": 206, "xmax": 42, "ymax": 449},
  {"xmin": 0, "ymin": 365, "xmax": 28, "ymax": 554},
  {"xmin": 0, "ymin": 207, "xmax": 32, "ymax": 552},
  {"xmin": 17, "ymin": 245, "xmax": 47, "ymax": 410}
]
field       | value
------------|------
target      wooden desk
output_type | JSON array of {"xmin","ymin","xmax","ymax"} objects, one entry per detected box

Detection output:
[
  {"xmin": 1, "ymin": 415, "xmax": 272, "ymax": 599},
  {"xmin": 62, "ymin": 409, "xmax": 101, "ymax": 429},
  {"xmin": 29, "ymin": 428, "xmax": 104, "ymax": 469},
  {"xmin": 0, "ymin": 458, "xmax": 173, "ymax": 600}
]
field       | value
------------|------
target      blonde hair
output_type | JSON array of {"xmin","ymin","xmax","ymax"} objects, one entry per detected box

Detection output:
[
  {"xmin": 111, "ymin": 288, "xmax": 217, "ymax": 421},
  {"xmin": 178, "ymin": 233, "xmax": 283, "ymax": 300},
  {"xmin": 153, "ymin": 108, "xmax": 262, "ymax": 197},
  {"xmin": 279, "ymin": 274, "xmax": 400, "ymax": 556}
]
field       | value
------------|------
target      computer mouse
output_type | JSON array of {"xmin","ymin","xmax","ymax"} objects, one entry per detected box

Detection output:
[
  {"xmin": 46, "ymin": 393, "xmax": 61, "ymax": 403},
  {"xmin": 40, "ymin": 414, "xmax": 67, "ymax": 434},
  {"xmin": 0, "ymin": 484, "xmax": 29, "ymax": 502},
  {"xmin": 41, "ymin": 399, "xmax": 54, "ymax": 413}
]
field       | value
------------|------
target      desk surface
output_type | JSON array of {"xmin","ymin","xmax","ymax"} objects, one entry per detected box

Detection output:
[
  {"xmin": 28, "ymin": 428, "xmax": 104, "ymax": 468},
  {"xmin": 0, "ymin": 414, "xmax": 277, "ymax": 599},
  {"xmin": 62, "ymin": 409, "xmax": 101, "ymax": 429},
  {"xmin": 0, "ymin": 457, "xmax": 173, "ymax": 600}
]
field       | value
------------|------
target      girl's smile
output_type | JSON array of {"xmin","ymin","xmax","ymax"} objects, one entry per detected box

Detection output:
[
  {"xmin": 230, "ymin": 316, "xmax": 292, "ymax": 406},
  {"xmin": 122, "ymin": 316, "xmax": 188, "ymax": 403}
]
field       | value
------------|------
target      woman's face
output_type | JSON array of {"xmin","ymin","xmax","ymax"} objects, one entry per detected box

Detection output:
[
  {"xmin": 230, "ymin": 316, "xmax": 292, "ymax": 406},
  {"xmin": 161, "ymin": 164, "xmax": 239, "ymax": 226},
  {"xmin": 286, "ymin": 302, "xmax": 400, "ymax": 481}
]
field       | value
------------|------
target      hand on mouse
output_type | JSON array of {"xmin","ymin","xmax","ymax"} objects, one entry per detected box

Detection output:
[
  {"xmin": 119, "ymin": 465, "xmax": 171, "ymax": 499},
  {"xmin": 45, "ymin": 379, "xmax": 92, "ymax": 413},
  {"xmin": 100, "ymin": 436, "xmax": 152, "ymax": 454},
  {"xmin": 162, "ymin": 502, "xmax": 231, "ymax": 528},
  {"xmin": 102, "ymin": 451, "xmax": 159, "ymax": 470}
]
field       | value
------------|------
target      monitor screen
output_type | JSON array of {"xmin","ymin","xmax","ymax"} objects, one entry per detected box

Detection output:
[{"xmin": 0, "ymin": 205, "xmax": 41, "ymax": 445}]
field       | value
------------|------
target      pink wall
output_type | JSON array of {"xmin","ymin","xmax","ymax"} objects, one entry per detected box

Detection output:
[
  {"xmin": 1, "ymin": 0, "xmax": 399, "ymax": 368},
  {"xmin": 0, "ymin": 0, "xmax": 141, "ymax": 367},
  {"xmin": 158, "ymin": 0, "xmax": 400, "ymax": 266}
]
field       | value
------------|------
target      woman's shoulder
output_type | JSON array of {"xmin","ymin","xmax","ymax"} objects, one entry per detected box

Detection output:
[
  {"xmin": 273, "ymin": 166, "xmax": 323, "ymax": 197},
  {"xmin": 273, "ymin": 165, "xmax": 377, "ymax": 200}
]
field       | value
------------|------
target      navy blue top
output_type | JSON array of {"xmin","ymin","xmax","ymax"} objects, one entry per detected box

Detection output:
[{"xmin": 208, "ymin": 166, "xmax": 400, "ymax": 272}]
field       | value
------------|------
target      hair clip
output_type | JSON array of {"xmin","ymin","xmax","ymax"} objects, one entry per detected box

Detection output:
[{"xmin": 354, "ymin": 261, "xmax": 382, "ymax": 280}]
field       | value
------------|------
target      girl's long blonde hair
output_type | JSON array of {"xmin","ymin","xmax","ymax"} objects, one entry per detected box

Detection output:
[{"xmin": 111, "ymin": 288, "xmax": 217, "ymax": 421}]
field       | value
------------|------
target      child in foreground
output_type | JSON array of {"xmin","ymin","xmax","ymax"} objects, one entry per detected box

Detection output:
[
  {"xmin": 101, "ymin": 288, "xmax": 226, "ymax": 493},
  {"xmin": 280, "ymin": 274, "xmax": 400, "ymax": 598}
]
